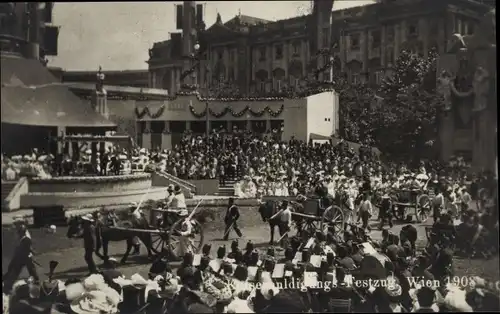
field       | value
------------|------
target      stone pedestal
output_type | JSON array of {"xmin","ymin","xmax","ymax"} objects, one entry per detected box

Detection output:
[{"xmin": 93, "ymin": 91, "xmax": 109, "ymax": 119}]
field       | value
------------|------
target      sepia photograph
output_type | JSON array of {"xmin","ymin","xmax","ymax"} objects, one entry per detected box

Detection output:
[{"xmin": 1, "ymin": 1, "xmax": 498, "ymax": 313}]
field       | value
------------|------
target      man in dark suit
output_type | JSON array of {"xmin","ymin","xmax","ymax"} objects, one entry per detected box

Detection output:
[
  {"xmin": 81, "ymin": 214, "xmax": 99, "ymax": 275},
  {"xmin": 3, "ymin": 218, "xmax": 40, "ymax": 294},
  {"xmin": 223, "ymin": 197, "xmax": 242, "ymax": 240},
  {"xmin": 100, "ymin": 151, "xmax": 109, "ymax": 176}
]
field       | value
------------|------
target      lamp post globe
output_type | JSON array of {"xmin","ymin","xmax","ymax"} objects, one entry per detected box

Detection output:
[{"xmin": 194, "ymin": 43, "xmax": 200, "ymax": 51}]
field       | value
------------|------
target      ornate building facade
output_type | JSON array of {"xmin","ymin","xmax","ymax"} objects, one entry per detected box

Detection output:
[
  {"xmin": 148, "ymin": 0, "xmax": 492, "ymax": 95},
  {"xmin": 0, "ymin": 2, "xmax": 59, "ymax": 62}
]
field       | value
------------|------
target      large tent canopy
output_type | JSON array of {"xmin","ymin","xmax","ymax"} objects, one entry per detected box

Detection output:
[{"xmin": 1, "ymin": 55, "xmax": 116, "ymax": 128}]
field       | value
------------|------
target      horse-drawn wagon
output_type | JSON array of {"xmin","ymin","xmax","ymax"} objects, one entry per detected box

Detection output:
[
  {"xmin": 67, "ymin": 202, "xmax": 205, "ymax": 263},
  {"xmin": 260, "ymin": 195, "xmax": 345, "ymax": 240},
  {"xmin": 390, "ymin": 188, "xmax": 432, "ymax": 223}
]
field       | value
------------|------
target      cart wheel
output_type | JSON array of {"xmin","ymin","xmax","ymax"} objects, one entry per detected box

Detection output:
[
  {"xmin": 416, "ymin": 194, "xmax": 430, "ymax": 223},
  {"xmin": 321, "ymin": 205, "xmax": 345, "ymax": 237},
  {"xmin": 151, "ymin": 229, "xmax": 170, "ymax": 256},
  {"xmin": 168, "ymin": 218, "xmax": 204, "ymax": 260}
]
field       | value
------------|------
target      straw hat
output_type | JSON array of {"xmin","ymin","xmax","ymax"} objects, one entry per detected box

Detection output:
[
  {"xmin": 13, "ymin": 215, "xmax": 26, "ymax": 226},
  {"xmin": 70, "ymin": 290, "xmax": 118, "ymax": 314},
  {"xmin": 81, "ymin": 214, "xmax": 94, "ymax": 222}
]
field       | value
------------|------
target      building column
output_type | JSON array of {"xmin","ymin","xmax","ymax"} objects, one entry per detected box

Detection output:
[
  {"xmin": 167, "ymin": 68, "xmax": 177, "ymax": 93},
  {"xmin": 437, "ymin": 18, "xmax": 446, "ymax": 54},
  {"xmin": 394, "ymin": 24, "xmax": 400, "ymax": 60},
  {"xmin": 161, "ymin": 121, "xmax": 172, "ymax": 150},
  {"xmin": 227, "ymin": 120, "xmax": 233, "ymax": 132},
  {"xmin": 142, "ymin": 121, "xmax": 152, "ymax": 150},
  {"xmin": 265, "ymin": 119, "xmax": 271, "ymax": 132},
  {"xmin": 362, "ymin": 30, "xmax": 369, "ymax": 82},
  {"xmin": 421, "ymin": 20, "xmax": 429, "ymax": 58},
  {"xmin": 246, "ymin": 119, "xmax": 251, "ymax": 131},
  {"xmin": 57, "ymin": 126, "xmax": 65, "ymax": 155},
  {"xmin": 381, "ymin": 25, "xmax": 387, "ymax": 67},
  {"xmin": 186, "ymin": 121, "xmax": 191, "ymax": 131}
]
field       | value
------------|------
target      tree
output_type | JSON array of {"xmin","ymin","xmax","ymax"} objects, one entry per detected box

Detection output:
[
  {"xmin": 334, "ymin": 49, "xmax": 443, "ymax": 163},
  {"xmin": 372, "ymin": 49, "xmax": 443, "ymax": 162}
]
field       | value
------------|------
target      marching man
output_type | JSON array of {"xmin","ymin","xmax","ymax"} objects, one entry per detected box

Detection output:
[
  {"xmin": 223, "ymin": 197, "xmax": 242, "ymax": 241},
  {"xmin": 269, "ymin": 200, "xmax": 292, "ymax": 247},
  {"xmin": 3, "ymin": 217, "xmax": 40, "ymax": 294}
]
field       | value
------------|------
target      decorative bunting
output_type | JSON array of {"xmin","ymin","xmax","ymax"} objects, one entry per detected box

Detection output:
[
  {"xmin": 135, "ymin": 105, "xmax": 166, "ymax": 119},
  {"xmin": 189, "ymin": 105, "xmax": 285, "ymax": 119}
]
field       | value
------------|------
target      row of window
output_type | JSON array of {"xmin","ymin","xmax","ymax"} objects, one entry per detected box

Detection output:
[
  {"xmin": 215, "ymin": 41, "xmax": 303, "ymax": 64},
  {"xmin": 349, "ymin": 22, "xmax": 419, "ymax": 51}
]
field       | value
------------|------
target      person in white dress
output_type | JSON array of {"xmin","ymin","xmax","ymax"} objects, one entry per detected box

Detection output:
[
  {"xmin": 168, "ymin": 186, "xmax": 188, "ymax": 216},
  {"xmin": 234, "ymin": 181, "xmax": 244, "ymax": 198}
]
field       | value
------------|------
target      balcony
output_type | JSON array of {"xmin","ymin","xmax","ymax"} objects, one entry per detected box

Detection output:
[{"xmin": 0, "ymin": 34, "xmax": 28, "ymax": 57}]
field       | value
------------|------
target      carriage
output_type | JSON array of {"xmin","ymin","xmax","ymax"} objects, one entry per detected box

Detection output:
[
  {"xmin": 389, "ymin": 188, "xmax": 432, "ymax": 223},
  {"xmin": 102, "ymin": 203, "xmax": 205, "ymax": 260},
  {"xmin": 262, "ymin": 195, "xmax": 345, "ymax": 239}
]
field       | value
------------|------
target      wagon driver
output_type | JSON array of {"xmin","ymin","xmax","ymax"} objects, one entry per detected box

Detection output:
[
  {"xmin": 168, "ymin": 185, "xmax": 188, "ymax": 217},
  {"xmin": 3, "ymin": 217, "xmax": 40, "ymax": 294}
]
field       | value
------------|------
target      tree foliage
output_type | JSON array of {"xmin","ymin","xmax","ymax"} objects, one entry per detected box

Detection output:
[{"xmin": 336, "ymin": 49, "xmax": 443, "ymax": 162}]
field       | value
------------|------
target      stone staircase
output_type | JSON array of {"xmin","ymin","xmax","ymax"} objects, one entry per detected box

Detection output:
[
  {"xmin": 218, "ymin": 178, "xmax": 236, "ymax": 196},
  {"xmin": 2, "ymin": 180, "xmax": 18, "ymax": 211}
]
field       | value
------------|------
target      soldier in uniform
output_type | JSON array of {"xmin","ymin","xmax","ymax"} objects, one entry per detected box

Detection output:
[
  {"xmin": 223, "ymin": 197, "xmax": 242, "ymax": 240},
  {"xmin": 3, "ymin": 218, "xmax": 40, "ymax": 294}
]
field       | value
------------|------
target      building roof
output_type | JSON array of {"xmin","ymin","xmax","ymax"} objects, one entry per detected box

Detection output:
[
  {"xmin": 1, "ymin": 55, "xmax": 116, "ymax": 128},
  {"xmin": 63, "ymin": 69, "xmax": 149, "ymax": 76},
  {"xmin": 224, "ymin": 14, "xmax": 271, "ymax": 28}
]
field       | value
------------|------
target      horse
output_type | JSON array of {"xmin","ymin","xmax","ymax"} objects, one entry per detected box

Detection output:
[
  {"xmin": 66, "ymin": 212, "xmax": 155, "ymax": 264},
  {"xmin": 258, "ymin": 199, "xmax": 303, "ymax": 244},
  {"xmin": 400, "ymin": 224, "xmax": 418, "ymax": 255}
]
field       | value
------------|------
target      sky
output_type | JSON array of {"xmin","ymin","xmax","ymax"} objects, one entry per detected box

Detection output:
[{"xmin": 48, "ymin": 1, "xmax": 374, "ymax": 71}]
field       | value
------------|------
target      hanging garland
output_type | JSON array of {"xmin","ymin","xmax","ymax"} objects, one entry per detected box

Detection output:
[
  {"xmin": 135, "ymin": 105, "xmax": 166, "ymax": 119},
  {"xmin": 189, "ymin": 105, "xmax": 207, "ymax": 118},
  {"xmin": 188, "ymin": 105, "xmax": 284, "ymax": 118}
]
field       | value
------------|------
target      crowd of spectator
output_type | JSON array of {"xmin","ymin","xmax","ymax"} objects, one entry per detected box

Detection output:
[{"xmin": 2, "ymin": 130, "xmax": 496, "ymax": 210}]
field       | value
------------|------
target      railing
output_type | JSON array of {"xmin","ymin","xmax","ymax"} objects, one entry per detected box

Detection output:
[
  {"xmin": 153, "ymin": 171, "xmax": 195, "ymax": 196},
  {"xmin": 159, "ymin": 171, "xmax": 197, "ymax": 190},
  {"xmin": 3, "ymin": 177, "xmax": 29, "ymax": 212}
]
